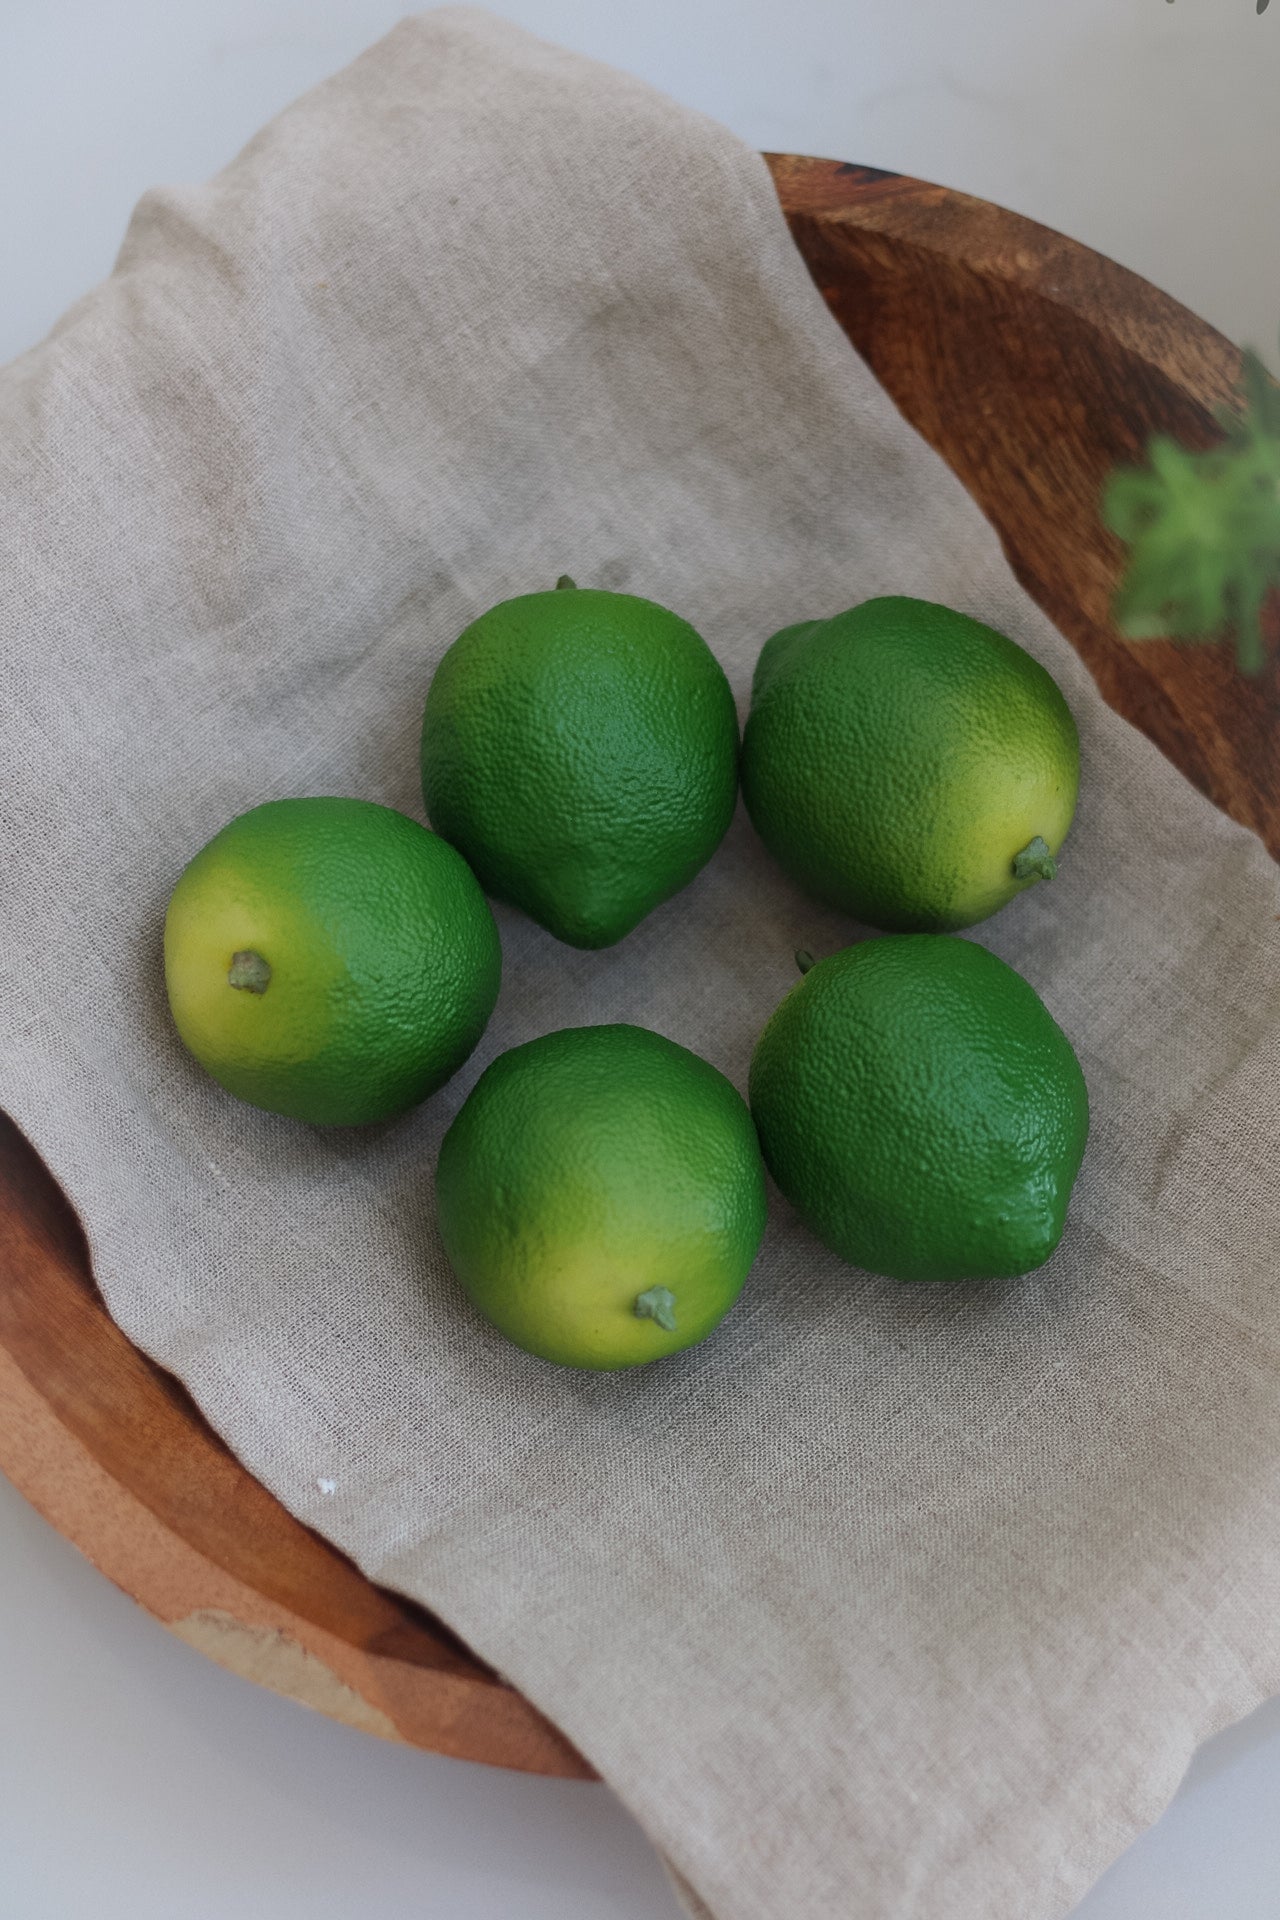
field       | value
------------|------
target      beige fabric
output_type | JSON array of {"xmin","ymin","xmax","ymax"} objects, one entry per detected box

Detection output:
[{"xmin": 2, "ymin": 12, "xmax": 1278, "ymax": 1918}]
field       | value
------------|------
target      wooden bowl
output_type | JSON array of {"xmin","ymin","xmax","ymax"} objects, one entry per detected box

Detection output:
[{"xmin": 1, "ymin": 156, "xmax": 1275, "ymax": 1782}]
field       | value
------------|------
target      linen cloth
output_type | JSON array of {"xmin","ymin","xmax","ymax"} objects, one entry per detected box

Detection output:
[{"xmin": 2, "ymin": 13, "xmax": 1278, "ymax": 1918}]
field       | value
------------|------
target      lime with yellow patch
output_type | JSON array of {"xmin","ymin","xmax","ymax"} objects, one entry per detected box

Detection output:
[
  {"xmin": 740, "ymin": 596, "xmax": 1080, "ymax": 932},
  {"xmin": 436, "ymin": 1024, "xmax": 766, "ymax": 1369},
  {"xmin": 164, "ymin": 797, "xmax": 500, "ymax": 1125}
]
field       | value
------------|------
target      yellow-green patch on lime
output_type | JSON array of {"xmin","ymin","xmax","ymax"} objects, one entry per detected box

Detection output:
[
  {"xmin": 436, "ymin": 1024, "xmax": 766, "ymax": 1368},
  {"xmin": 164, "ymin": 797, "xmax": 500, "ymax": 1126},
  {"xmin": 741, "ymin": 596, "xmax": 1080, "ymax": 932}
]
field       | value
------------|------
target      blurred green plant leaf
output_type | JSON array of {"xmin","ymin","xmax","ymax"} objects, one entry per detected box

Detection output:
[{"xmin": 1102, "ymin": 344, "xmax": 1280, "ymax": 675}]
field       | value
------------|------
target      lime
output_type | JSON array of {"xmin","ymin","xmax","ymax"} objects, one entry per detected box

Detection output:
[
  {"xmin": 740, "ymin": 596, "xmax": 1080, "ymax": 931},
  {"xmin": 164, "ymin": 797, "xmax": 500, "ymax": 1125},
  {"xmin": 749, "ymin": 936, "xmax": 1089, "ymax": 1281},
  {"xmin": 420, "ymin": 581, "xmax": 739, "ymax": 949},
  {"xmin": 436, "ymin": 1024, "xmax": 766, "ymax": 1368}
]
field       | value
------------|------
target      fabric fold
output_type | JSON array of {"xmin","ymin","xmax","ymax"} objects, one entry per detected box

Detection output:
[{"xmin": 2, "ymin": 12, "xmax": 1278, "ymax": 1918}]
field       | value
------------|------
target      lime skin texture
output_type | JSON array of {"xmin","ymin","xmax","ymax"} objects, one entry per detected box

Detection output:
[
  {"xmin": 420, "ymin": 585, "xmax": 740, "ymax": 949},
  {"xmin": 164, "ymin": 797, "xmax": 501, "ymax": 1126},
  {"xmin": 436, "ymin": 1023, "xmax": 768, "ymax": 1369},
  {"xmin": 740, "ymin": 596, "xmax": 1080, "ymax": 933},
  {"xmin": 749, "ymin": 936, "xmax": 1089, "ymax": 1283}
]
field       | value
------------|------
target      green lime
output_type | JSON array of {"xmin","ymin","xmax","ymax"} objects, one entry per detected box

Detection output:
[
  {"xmin": 749, "ymin": 936, "xmax": 1089, "ymax": 1282},
  {"xmin": 164, "ymin": 797, "xmax": 500, "ymax": 1125},
  {"xmin": 740, "ymin": 596, "xmax": 1080, "ymax": 931},
  {"xmin": 436, "ymin": 1024, "xmax": 766, "ymax": 1368},
  {"xmin": 420, "ymin": 581, "xmax": 739, "ymax": 949}
]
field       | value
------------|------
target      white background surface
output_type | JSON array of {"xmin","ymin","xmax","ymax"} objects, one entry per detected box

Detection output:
[{"xmin": 2, "ymin": 4, "xmax": 1279, "ymax": 1917}]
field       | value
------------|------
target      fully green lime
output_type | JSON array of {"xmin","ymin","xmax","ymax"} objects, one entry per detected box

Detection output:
[
  {"xmin": 749, "ymin": 936, "xmax": 1089, "ymax": 1281},
  {"xmin": 164, "ymin": 797, "xmax": 500, "ymax": 1125},
  {"xmin": 436, "ymin": 1024, "xmax": 766, "ymax": 1368},
  {"xmin": 420, "ymin": 583, "xmax": 739, "ymax": 948},
  {"xmin": 740, "ymin": 596, "xmax": 1080, "ymax": 931}
]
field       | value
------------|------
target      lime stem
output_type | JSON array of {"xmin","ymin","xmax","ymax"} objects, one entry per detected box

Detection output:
[
  {"xmin": 795, "ymin": 949, "xmax": 816, "ymax": 975},
  {"xmin": 555, "ymin": 574, "xmax": 577, "ymax": 591},
  {"xmin": 228, "ymin": 949, "xmax": 272, "ymax": 994},
  {"xmin": 634, "ymin": 1286, "xmax": 677, "ymax": 1332},
  {"xmin": 1012, "ymin": 837, "xmax": 1057, "ymax": 884}
]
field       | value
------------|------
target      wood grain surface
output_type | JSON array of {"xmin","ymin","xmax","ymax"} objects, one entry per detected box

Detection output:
[
  {"xmin": 769, "ymin": 155, "xmax": 1278, "ymax": 852},
  {"xmin": 1, "ymin": 157, "xmax": 1274, "ymax": 1778}
]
